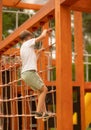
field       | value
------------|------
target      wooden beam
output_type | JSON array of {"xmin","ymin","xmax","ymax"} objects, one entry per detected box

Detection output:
[
  {"xmin": 72, "ymin": 81, "xmax": 91, "ymax": 92},
  {"xmin": 55, "ymin": 0, "xmax": 73, "ymax": 130},
  {"xmin": 84, "ymin": 82, "xmax": 91, "ymax": 92},
  {"xmin": 70, "ymin": 0, "xmax": 91, "ymax": 13},
  {"xmin": 0, "ymin": 0, "xmax": 54, "ymax": 54},
  {"xmin": 3, "ymin": 0, "xmax": 42, "ymax": 10},
  {"xmin": 60, "ymin": 0, "xmax": 91, "ymax": 13},
  {"xmin": 60, "ymin": 0, "xmax": 79, "ymax": 6},
  {"xmin": 12, "ymin": 0, "xmax": 21, "ymax": 6},
  {"xmin": 0, "ymin": 0, "xmax": 2, "ymax": 96},
  {"xmin": 17, "ymin": 81, "xmax": 91, "ymax": 92},
  {"xmin": 3, "ymin": 48, "xmax": 20, "ymax": 56},
  {"xmin": 40, "ymin": 22, "xmax": 49, "ymax": 81},
  {"xmin": 0, "ymin": 0, "xmax": 2, "ymax": 41},
  {"xmin": 74, "ymin": 11, "xmax": 86, "ymax": 130},
  {"xmin": 16, "ymin": 2, "xmax": 42, "ymax": 10}
]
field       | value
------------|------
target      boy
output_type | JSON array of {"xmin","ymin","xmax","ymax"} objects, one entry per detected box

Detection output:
[{"xmin": 19, "ymin": 29, "xmax": 51, "ymax": 119}]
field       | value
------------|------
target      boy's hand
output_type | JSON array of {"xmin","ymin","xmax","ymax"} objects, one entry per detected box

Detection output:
[
  {"xmin": 41, "ymin": 28, "xmax": 52, "ymax": 37},
  {"xmin": 41, "ymin": 29, "xmax": 48, "ymax": 37},
  {"xmin": 35, "ymin": 28, "xmax": 52, "ymax": 42},
  {"xmin": 47, "ymin": 28, "xmax": 52, "ymax": 33}
]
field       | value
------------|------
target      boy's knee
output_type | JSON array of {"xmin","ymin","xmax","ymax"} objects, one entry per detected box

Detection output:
[
  {"xmin": 39, "ymin": 85, "xmax": 48, "ymax": 93},
  {"xmin": 44, "ymin": 86, "xmax": 48, "ymax": 92}
]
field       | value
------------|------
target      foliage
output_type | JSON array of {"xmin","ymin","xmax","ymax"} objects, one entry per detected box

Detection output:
[
  {"xmin": 3, "ymin": 7, "xmax": 29, "ymax": 37},
  {"xmin": 83, "ymin": 13, "xmax": 91, "ymax": 34},
  {"xmin": 82, "ymin": 13, "xmax": 91, "ymax": 52}
]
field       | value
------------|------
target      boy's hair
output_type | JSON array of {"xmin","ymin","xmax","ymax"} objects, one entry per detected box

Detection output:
[{"xmin": 19, "ymin": 30, "xmax": 34, "ymax": 41}]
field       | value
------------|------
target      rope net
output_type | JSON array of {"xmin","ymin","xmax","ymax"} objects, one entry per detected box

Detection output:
[{"xmin": 0, "ymin": 29, "xmax": 56, "ymax": 130}]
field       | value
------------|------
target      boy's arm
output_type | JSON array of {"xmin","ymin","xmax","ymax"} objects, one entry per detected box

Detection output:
[
  {"xmin": 36, "ymin": 48, "xmax": 45, "ymax": 60},
  {"xmin": 35, "ymin": 29, "xmax": 47, "ymax": 42},
  {"xmin": 35, "ymin": 28, "xmax": 52, "ymax": 43},
  {"xmin": 35, "ymin": 28, "xmax": 52, "ymax": 60}
]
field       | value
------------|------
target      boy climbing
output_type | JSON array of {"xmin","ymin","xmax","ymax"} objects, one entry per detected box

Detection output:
[{"xmin": 19, "ymin": 29, "xmax": 52, "ymax": 120}]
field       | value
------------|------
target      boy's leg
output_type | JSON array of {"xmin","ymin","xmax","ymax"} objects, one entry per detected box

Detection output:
[
  {"xmin": 35, "ymin": 85, "xmax": 53, "ymax": 120},
  {"xmin": 36, "ymin": 85, "xmax": 48, "ymax": 113},
  {"xmin": 41, "ymin": 102, "xmax": 47, "ymax": 113},
  {"xmin": 37, "ymin": 91, "xmax": 47, "ymax": 113}
]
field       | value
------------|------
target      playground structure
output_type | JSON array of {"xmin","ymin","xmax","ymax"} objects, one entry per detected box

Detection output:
[{"xmin": 0, "ymin": 0, "xmax": 91, "ymax": 130}]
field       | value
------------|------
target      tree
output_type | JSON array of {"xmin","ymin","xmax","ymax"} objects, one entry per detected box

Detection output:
[
  {"xmin": 82, "ymin": 13, "xmax": 91, "ymax": 53},
  {"xmin": 3, "ymin": 7, "xmax": 29, "ymax": 37}
]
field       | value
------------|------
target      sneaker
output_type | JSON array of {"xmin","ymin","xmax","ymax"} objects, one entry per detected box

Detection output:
[
  {"xmin": 35, "ymin": 112, "xmax": 43, "ymax": 119},
  {"xmin": 43, "ymin": 113, "xmax": 50, "ymax": 118},
  {"xmin": 42, "ymin": 112, "xmax": 53, "ymax": 121}
]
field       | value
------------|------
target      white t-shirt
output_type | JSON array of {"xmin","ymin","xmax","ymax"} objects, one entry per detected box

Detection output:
[{"xmin": 20, "ymin": 38, "xmax": 37, "ymax": 73}]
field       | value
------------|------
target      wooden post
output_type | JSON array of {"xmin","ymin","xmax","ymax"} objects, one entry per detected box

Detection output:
[
  {"xmin": 42, "ymin": 22, "xmax": 49, "ymax": 81},
  {"xmin": 74, "ymin": 11, "xmax": 85, "ymax": 130},
  {"xmin": 0, "ymin": 0, "xmax": 2, "ymax": 41},
  {"xmin": 37, "ymin": 22, "xmax": 49, "ymax": 130},
  {"xmin": 55, "ymin": 1, "xmax": 73, "ymax": 130},
  {"xmin": 0, "ymin": 56, "xmax": 2, "ymax": 129}
]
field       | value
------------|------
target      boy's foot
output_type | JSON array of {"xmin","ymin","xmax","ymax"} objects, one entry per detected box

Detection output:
[
  {"xmin": 42, "ymin": 112, "xmax": 53, "ymax": 121},
  {"xmin": 35, "ymin": 112, "xmax": 43, "ymax": 119},
  {"xmin": 35, "ymin": 111, "xmax": 55, "ymax": 121}
]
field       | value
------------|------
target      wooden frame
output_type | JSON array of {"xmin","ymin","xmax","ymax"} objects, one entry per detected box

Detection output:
[
  {"xmin": 3, "ymin": 0, "xmax": 42, "ymax": 10},
  {"xmin": 0, "ymin": 0, "xmax": 91, "ymax": 130},
  {"xmin": 0, "ymin": 0, "xmax": 2, "ymax": 41}
]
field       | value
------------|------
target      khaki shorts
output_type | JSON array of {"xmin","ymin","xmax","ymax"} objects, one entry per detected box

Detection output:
[{"xmin": 21, "ymin": 70, "xmax": 44, "ymax": 91}]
